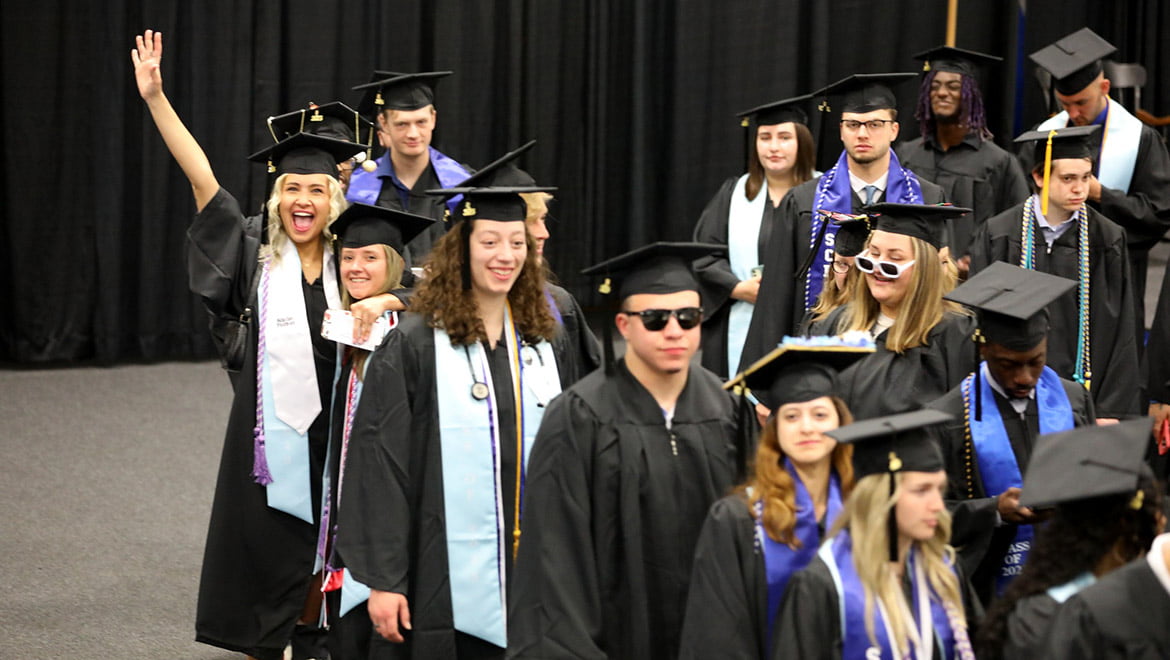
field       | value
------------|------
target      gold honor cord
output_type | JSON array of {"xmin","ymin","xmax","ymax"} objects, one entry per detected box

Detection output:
[
  {"xmin": 505, "ymin": 301, "xmax": 526, "ymax": 560},
  {"xmin": 1040, "ymin": 129, "xmax": 1057, "ymax": 217}
]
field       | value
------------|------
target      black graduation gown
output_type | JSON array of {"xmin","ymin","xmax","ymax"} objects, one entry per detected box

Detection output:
[
  {"xmin": 1017, "ymin": 121, "xmax": 1170, "ymax": 328},
  {"xmin": 967, "ymin": 202, "xmax": 1141, "ymax": 418},
  {"xmin": 927, "ymin": 378, "xmax": 1095, "ymax": 605},
  {"xmin": 374, "ymin": 164, "xmax": 449, "ymax": 267},
  {"xmin": 771, "ymin": 554, "xmax": 981, "ymax": 660},
  {"xmin": 335, "ymin": 312, "xmax": 578, "ymax": 659},
  {"xmin": 506, "ymin": 361, "xmax": 739, "ymax": 660},
  {"xmin": 834, "ymin": 311, "xmax": 977, "ymax": 421},
  {"xmin": 1041, "ymin": 557, "xmax": 1170, "ymax": 659},
  {"xmin": 546, "ymin": 283, "xmax": 603, "ymax": 383},
  {"xmin": 739, "ymin": 174, "xmax": 946, "ymax": 373},
  {"xmin": 898, "ymin": 133, "xmax": 1030, "ymax": 256},
  {"xmin": 187, "ymin": 188, "xmax": 333, "ymax": 660},
  {"xmin": 677, "ymin": 496, "xmax": 768, "ymax": 660},
  {"xmin": 692, "ymin": 176, "xmax": 778, "ymax": 378}
]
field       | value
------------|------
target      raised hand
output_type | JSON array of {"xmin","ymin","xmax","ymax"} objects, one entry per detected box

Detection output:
[{"xmin": 131, "ymin": 29, "xmax": 164, "ymax": 101}]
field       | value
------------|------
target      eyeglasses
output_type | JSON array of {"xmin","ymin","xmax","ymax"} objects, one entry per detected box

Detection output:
[
  {"xmin": 831, "ymin": 260, "xmax": 852, "ymax": 274},
  {"xmin": 840, "ymin": 119, "xmax": 895, "ymax": 132},
  {"xmin": 854, "ymin": 255, "xmax": 916, "ymax": 279},
  {"xmin": 621, "ymin": 307, "xmax": 703, "ymax": 331}
]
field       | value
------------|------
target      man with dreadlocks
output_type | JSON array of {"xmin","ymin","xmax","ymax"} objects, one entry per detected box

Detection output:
[{"xmin": 898, "ymin": 46, "xmax": 1030, "ymax": 275}]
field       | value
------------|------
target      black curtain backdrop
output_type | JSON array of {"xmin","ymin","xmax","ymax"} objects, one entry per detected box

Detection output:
[{"xmin": 3, "ymin": 1, "xmax": 1168, "ymax": 363}]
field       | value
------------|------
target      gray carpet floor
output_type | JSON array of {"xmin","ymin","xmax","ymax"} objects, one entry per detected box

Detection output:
[{"xmin": 0, "ymin": 361, "xmax": 238, "ymax": 659}]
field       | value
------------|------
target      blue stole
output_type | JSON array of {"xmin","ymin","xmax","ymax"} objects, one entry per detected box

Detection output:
[
  {"xmin": 345, "ymin": 146, "xmax": 470, "ymax": 212},
  {"xmin": 966, "ymin": 364, "xmax": 1073, "ymax": 594},
  {"xmin": 1037, "ymin": 99, "xmax": 1142, "ymax": 193},
  {"xmin": 805, "ymin": 150, "xmax": 922, "ymax": 308},
  {"xmin": 754, "ymin": 462, "xmax": 842, "ymax": 652},
  {"xmin": 433, "ymin": 309, "xmax": 561, "ymax": 647},
  {"xmin": 726, "ymin": 173, "xmax": 767, "ymax": 374},
  {"xmin": 1046, "ymin": 571, "xmax": 1097, "ymax": 603},
  {"xmin": 820, "ymin": 531, "xmax": 956, "ymax": 660}
]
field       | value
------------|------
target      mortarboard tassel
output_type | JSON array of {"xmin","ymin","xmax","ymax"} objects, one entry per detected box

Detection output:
[{"xmin": 1040, "ymin": 129, "xmax": 1056, "ymax": 217}]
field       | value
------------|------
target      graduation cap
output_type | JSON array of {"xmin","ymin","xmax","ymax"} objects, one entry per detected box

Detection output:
[
  {"xmin": 827, "ymin": 212, "xmax": 873, "ymax": 258},
  {"xmin": 247, "ymin": 132, "xmax": 367, "ymax": 177},
  {"xmin": 427, "ymin": 141, "xmax": 552, "ymax": 223},
  {"xmin": 912, "ymin": 45, "xmax": 1002, "ymax": 78},
  {"xmin": 726, "ymin": 336, "xmax": 875, "ymax": 411},
  {"xmin": 826, "ymin": 408, "xmax": 952, "ymax": 560},
  {"xmin": 330, "ymin": 203, "xmax": 436, "ymax": 255},
  {"xmin": 737, "ymin": 94, "xmax": 812, "ymax": 127},
  {"xmin": 352, "ymin": 70, "xmax": 453, "ymax": 116},
  {"xmin": 268, "ymin": 102, "xmax": 379, "ymax": 172},
  {"xmin": 864, "ymin": 202, "xmax": 971, "ymax": 250},
  {"xmin": 1014, "ymin": 125, "xmax": 1100, "ymax": 216},
  {"xmin": 1029, "ymin": 27, "xmax": 1117, "ymax": 96},
  {"xmin": 1019, "ymin": 418, "xmax": 1150, "ymax": 509},
  {"xmin": 814, "ymin": 73, "xmax": 918, "ymax": 114}
]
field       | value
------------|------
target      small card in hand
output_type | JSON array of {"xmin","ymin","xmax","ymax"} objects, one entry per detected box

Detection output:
[{"xmin": 321, "ymin": 309, "xmax": 395, "ymax": 351}]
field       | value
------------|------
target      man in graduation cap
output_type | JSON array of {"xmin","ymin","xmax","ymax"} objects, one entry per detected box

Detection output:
[
  {"xmin": 898, "ymin": 47, "xmax": 1030, "ymax": 269},
  {"xmin": 346, "ymin": 70, "xmax": 472, "ymax": 263},
  {"xmin": 969, "ymin": 125, "xmax": 1141, "ymax": 421},
  {"xmin": 267, "ymin": 101, "xmax": 377, "ymax": 193},
  {"xmin": 508, "ymin": 242, "xmax": 740, "ymax": 660},
  {"xmin": 740, "ymin": 73, "xmax": 947, "ymax": 373},
  {"xmin": 927, "ymin": 263, "xmax": 1095, "ymax": 606},
  {"xmin": 1026, "ymin": 28, "xmax": 1170, "ymax": 332}
]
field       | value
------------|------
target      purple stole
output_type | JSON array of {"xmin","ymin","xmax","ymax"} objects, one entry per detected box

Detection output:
[{"xmin": 345, "ymin": 146, "xmax": 469, "ymax": 211}]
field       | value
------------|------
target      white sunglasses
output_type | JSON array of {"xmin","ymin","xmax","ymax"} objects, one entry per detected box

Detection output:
[{"xmin": 854, "ymin": 255, "xmax": 916, "ymax": 279}]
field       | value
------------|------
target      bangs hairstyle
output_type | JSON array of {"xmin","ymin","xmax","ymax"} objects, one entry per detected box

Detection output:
[
  {"xmin": 742, "ymin": 396, "xmax": 855, "ymax": 545},
  {"xmin": 341, "ymin": 244, "xmax": 406, "ymax": 381},
  {"xmin": 746, "ymin": 121, "xmax": 816, "ymax": 201},
  {"xmin": 261, "ymin": 173, "xmax": 348, "ymax": 264},
  {"xmin": 410, "ymin": 219, "xmax": 556, "ymax": 346},
  {"xmin": 829, "ymin": 472, "xmax": 964, "ymax": 658},
  {"xmin": 842, "ymin": 235, "xmax": 967, "ymax": 353}
]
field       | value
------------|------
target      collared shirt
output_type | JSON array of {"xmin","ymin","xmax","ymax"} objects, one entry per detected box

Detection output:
[
  {"xmin": 1030, "ymin": 194, "xmax": 1078, "ymax": 248},
  {"xmin": 849, "ymin": 171, "xmax": 889, "ymax": 201},
  {"xmin": 982, "ymin": 362, "xmax": 1034, "ymax": 415},
  {"xmin": 1148, "ymin": 533, "xmax": 1170, "ymax": 598},
  {"xmin": 373, "ymin": 153, "xmax": 433, "ymax": 211}
]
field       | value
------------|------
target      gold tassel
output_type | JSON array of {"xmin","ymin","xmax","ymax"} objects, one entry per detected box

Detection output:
[
  {"xmin": 1041, "ymin": 129, "xmax": 1057, "ymax": 217},
  {"xmin": 923, "ymin": 61, "xmax": 931, "ymax": 72},
  {"xmin": 740, "ymin": 117, "xmax": 749, "ymax": 127},
  {"xmin": 1130, "ymin": 489, "xmax": 1144, "ymax": 510},
  {"xmin": 888, "ymin": 452, "xmax": 903, "ymax": 472},
  {"xmin": 599, "ymin": 277, "xmax": 612, "ymax": 295}
]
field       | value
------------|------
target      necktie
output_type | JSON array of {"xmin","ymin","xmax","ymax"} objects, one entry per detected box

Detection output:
[{"xmin": 863, "ymin": 184, "xmax": 878, "ymax": 206}]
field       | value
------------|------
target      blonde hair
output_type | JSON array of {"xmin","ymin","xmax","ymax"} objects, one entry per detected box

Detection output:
[
  {"xmin": 810, "ymin": 265, "xmax": 860, "ymax": 322},
  {"xmin": 828, "ymin": 472, "xmax": 965, "ymax": 656},
  {"xmin": 841, "ymin": 235, "xmax": 966, "ymax": 353},
  {"xmin": 341, "ymin": 244, "xmax": 406, "ymax": 380},
  {"xmin": 260, "ymin": 173, "xmax": 348, "ymax": 263}
]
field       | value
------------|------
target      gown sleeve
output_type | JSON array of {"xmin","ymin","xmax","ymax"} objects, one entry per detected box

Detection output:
[
  {"xmin": 507, "ymin": 392, "xmax": 608, "ymax": 660},
  {"xmin": 692, "ymin": 177, "xmax": 742, "ymax": 314},
  {"xmin": 678, "ymin": 497, "xmax": 763, "ymax": 660},
  {"xmin": 739, "ymin": 190, "xmax": 801, "ymax": 372},
  {"xmin": 770, "ymin": 560, "xmax": 840, "ymax": 660},
  {"xmin": 185, "ymin": 187, "xmax": 261, "ymax": 318},
  {"xmin": 1090, "ymin": 234, "xmax": 1141, "ymax": 418},
  {"xmin": 1094, "ymin": 127, "xmax": 1170, "ymax": 247},
  {"xmin": 1037, "ymin": 595, "xmax": 1108, "ymax": 660}
]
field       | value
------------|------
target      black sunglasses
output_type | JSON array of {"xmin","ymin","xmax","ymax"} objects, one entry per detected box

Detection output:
[{"xmin": 620, "ymin": 307, "xmax": 703, "ymax": 331}]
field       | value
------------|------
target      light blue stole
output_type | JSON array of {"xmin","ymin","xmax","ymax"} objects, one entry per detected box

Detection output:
[
  {"xmin": 967, "ymin": 364, "xmax": 1073, "ymax": 594},
  {"xmin": 1038, "ymin": 98, "xmax": 1142, "ymax": 193},
  {"xmin": 727, "ymin": 173, "xmax": 767, "ymax": 373},
  {"xmin": 433, "ymin": 307, "xmax": 561, "ymax": 647}
]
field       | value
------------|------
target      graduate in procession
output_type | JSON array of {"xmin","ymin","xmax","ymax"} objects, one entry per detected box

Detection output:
[
  {"xmin": 968, "ymin": 125, "xmax": 1141, "ymax": 421},
  {"xmin": 772, "ymin": 409, "xmax": 979, "ymax": 660},
  {"xmin": 334, "ymin": 161, "xmax": 580, "ymax": 658},
  {"xmin": 693, "ymin": 95, "xmax": 817, "ymax": 378},
  {"xmin": 679, "ymin": 337, "xmax": 873, "ymax": 660},
  {"xmin": 315, "ymin": 203, "xmax": 435, "ymax": 659},
  {"xmin": 897, "ymin": 46, "xmax": 1030, "ymax": 270},
  {"xmin": 927, "ymin": 263, "xmax": 1094, "ymax": 607},
  {"xmin": 823, "ymin": 203, "xmax": 977, "ymax": 420},
  {"xmin": 507, "ymin": 243, "xmax": 739, "ymax": 660},
  {"xmin": 739, "ymin": 73, "xmax": 947, "ymax": 372},
  {"xmin": 975, "ymin": 421, "xmax": 1163, "ymax": 660},
  {"xmin": 1025, "ymin": 28, "xmax": 1170, "ymax": 331},
  {"xmin": 801, "ymin": 212, "xmax": 873, "ymax": 336},
  {"xmin": 131, "ymin": 30, "xmax": 390, "ymax": 659},
  {"xmin": 347, "ymin": 70, "xmax": 473, "ymax": 264}
]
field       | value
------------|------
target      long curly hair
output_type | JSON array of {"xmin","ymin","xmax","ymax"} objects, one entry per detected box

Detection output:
[
  {"xmin": 410, "ymin": 218, "xmax": 556, "ymax": 346},
  {"xmin": 975, "ymin": 470, "xmax": 1162, "ymax": 660},
  {"xmin": 841, "ymin": 235, "xmax": 968, "ymax": 353},
  {"xmin": 830, "ymin": 472, "xmax": 965, "ymax": 657},
  {"xmin": 915, "ymin": 70, "xmax": 993, "ymax": 142},
  {"xmin": 741, "ymin": 397, "xmax": 855, "ymax": 545}
]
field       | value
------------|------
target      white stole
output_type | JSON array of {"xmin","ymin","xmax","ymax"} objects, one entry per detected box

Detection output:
[
  {"xmin": 726, "ymin": 173, "xmax": 767, "ymax": 373},
  {"xmin": 260, "ymin": 239, "xmax": 339, "ymax": 523},
  {"xmin": 1038, "ymin": 98, "xmax": 1142, "ymax": 192},
  {"xmin": 433, "ymin": 309, "xmax": 561, "ymax": 647}
]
